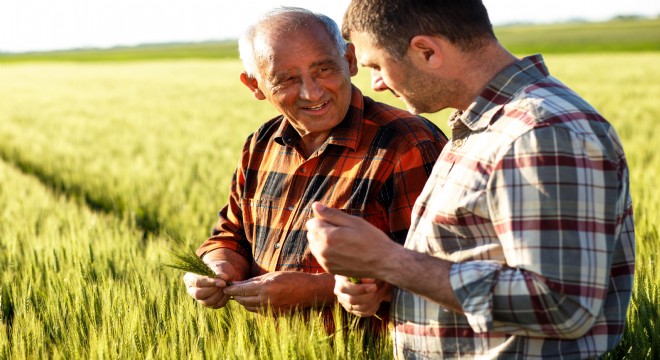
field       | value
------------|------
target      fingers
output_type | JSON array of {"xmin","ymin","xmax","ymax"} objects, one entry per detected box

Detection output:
[
  {"xmin": 195, "ymin": 290, "xmax": 231, "ymax": 309},
  {"xmin": 334, "ymin": 275, "xmax": 379, "ymax": 316},
  {"xmin": 335, "ymin": 275, "xmax": 377, "ymax": 294},
  {"xmin": 183, "ymin": 272, "xmax": 227, "ymax": 288},
  {"xmin": 185, "ymin": 282, "xmax": 230, "ymax": 309},
  {"xmin": 223, "ymin": 279, "xmax": 257, "ymax": 298},
  {"xmin": 203, "ymin": 262, "xmax": 233, "ymax": 281},
  {"xmin": 183, "ymin": 272, "xmax": 231, "ymax": 309},
  {"xmin": 339, "ymin": 297, "xmax": 379, "ymax": 317},
  {"xmin": 223, "ymin": 279, "xmax": 263, "ymax": 311},
  {"xmin": 309, "ymin": 202, "xmax": 354, "ymax": 226}
]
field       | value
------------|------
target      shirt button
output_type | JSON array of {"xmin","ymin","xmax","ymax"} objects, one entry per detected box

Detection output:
[
  {"xmin": 274, "ymin": 243, "xmax": 281, "ymax": 249},
  {"xmin": 453, "ymin": 138, "xmax": 464, "ymax": 148},
  {"xmin": 287, "ymin": 205, "xmax": 295, "ymax": 211},
  {"xmin": 300, "ymin": 167, "xmax": 306, "ymax": 173}
]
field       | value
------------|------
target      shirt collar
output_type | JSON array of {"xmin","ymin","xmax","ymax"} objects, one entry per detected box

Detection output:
[
  {"xmin": 452, "ymin": 54, "xmax": 550, "ymax": 131},
  {"xmin": 274, "ymin": 85, "xmax": 364, "ymax": 152}
]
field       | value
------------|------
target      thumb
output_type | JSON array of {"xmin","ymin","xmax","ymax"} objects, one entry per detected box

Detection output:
[{"xmin": 310, "ymin": 202, "xmax": 355, "ymax": 226}]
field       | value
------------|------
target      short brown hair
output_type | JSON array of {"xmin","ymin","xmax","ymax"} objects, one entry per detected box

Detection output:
[{"xmin": 342, "ymin": 0, "xmax": 496, "ymax": 59}]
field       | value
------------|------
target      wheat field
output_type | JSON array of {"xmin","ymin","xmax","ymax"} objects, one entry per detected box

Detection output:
[{"xmin": 1, "ymin": 51, "xmax": 658, "ymax": 358}]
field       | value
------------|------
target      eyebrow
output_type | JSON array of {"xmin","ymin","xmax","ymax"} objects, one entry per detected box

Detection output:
[{"xmin": 310, "ymin": 58, "xmax": 339, "ymax": 69}]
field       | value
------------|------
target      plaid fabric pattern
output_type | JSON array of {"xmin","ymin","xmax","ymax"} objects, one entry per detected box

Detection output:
[
  {"xmin": 392, "ymin": 55, "xmax": 635, "ymax": 359},
  {"xmin": 198, "ymin": 86, "xmax": 447, "ymax": 276}
]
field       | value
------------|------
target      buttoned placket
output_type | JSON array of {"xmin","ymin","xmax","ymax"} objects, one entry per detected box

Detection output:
[{"xmin": 269, "ymin": 147, "xmax": 322, "ymax": 266}]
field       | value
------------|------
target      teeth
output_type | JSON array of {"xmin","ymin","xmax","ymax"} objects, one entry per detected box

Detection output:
[{"xmin": 307, "ymin": 102, "xmax": 326, "ymax": 110}]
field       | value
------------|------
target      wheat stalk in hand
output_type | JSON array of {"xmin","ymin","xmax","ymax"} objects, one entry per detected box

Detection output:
[{"xmin": 163, "ymin": 232, "xmax": 217, "ymax": 278}]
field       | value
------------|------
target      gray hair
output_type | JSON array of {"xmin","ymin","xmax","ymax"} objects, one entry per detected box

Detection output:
[{"xmin": 238, "ymin": 7, "xmax": 347, "ymax": 80}]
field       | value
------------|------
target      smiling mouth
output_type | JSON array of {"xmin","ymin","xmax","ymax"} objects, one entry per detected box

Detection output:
[{"xmin": 303, "ymin": 101, "xmax": 329, "ymax": 111}]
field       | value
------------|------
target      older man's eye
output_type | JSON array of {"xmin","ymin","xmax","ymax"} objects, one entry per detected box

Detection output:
[
  {"xmin": 283, "ymin": 76, "xmax": 299, "ymax": 83},
  {"xmin": 272, "ymin": 76, "xmax": 293, "ymax": 86},
  {"xmin": 316, "ymin": 67, "xmax": 335, "ymax": 77}
]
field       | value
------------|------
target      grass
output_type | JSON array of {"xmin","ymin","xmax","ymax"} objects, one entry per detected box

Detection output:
[
  {"xmin": 0, "ymin": 160, "xmax": 382, "ymax": 359},
  {"xmin": 0, "ymin": 20, "xmax": 658, "ymax": 359},
  {"xmin": 0, "ymin": 60, "xmax": 263, "ymax": 240}
]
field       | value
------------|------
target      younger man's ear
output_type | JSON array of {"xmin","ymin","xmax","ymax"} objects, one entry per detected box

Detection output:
[
  {"xmin": 240, "ymin": 72, "xmax": 266, "ymax": 100},
  {"xmin": 409, "ymin": 35, "xmax": 444, "ymax": 69}
]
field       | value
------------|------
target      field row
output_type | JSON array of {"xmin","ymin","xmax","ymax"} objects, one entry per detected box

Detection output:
[
  {"xmin": 1, "ymin": 54, "xmax": 659, "ymax": 357},
  {"xmin": 0, "ymin": 158, "xmax": 384, "ymax": 359},
  {"xmin": 1, "ymin": 56, "xmax": 659, "ymax": 239}
]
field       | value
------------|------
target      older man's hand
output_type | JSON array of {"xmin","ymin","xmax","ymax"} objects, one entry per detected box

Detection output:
[
  {"xmin": 183, "ymin": 260, "xmax": 235, "ymax": 309},
  {"xmin": 223, "ymin": 271, "xmax": 335, "ymax": 313}
]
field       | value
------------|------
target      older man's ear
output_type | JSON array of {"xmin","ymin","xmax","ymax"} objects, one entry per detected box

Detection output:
[{"xmin": 240, "ymin": 72, "xmax": 266, "ymax": 100}]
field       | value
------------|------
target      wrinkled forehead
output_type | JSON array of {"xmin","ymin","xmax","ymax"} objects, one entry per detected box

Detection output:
[
  {"xmin": 252, "ymin": 20, "xmax": 332, "ymax": 54},
  {"xmin": 252, "ymin": 25, "xmax": 341, "ymax": 73}
]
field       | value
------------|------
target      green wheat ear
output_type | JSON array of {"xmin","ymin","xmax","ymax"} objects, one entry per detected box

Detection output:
[{"xmin": 162, "ymin": 231, "xmax": 217, "ymax": 278}]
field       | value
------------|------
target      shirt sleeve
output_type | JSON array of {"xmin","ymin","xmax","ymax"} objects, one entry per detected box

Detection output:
[
  {"xmin": 380, "ymin": 138, "xmax": 444, "ymax": 244},
  {"xmin": 196, "ymin": 136, "xmax": 253, "ymax": 262},
  {"xmin": 450, "ymin": 124, "xmax": 630, "ymax": 339}
]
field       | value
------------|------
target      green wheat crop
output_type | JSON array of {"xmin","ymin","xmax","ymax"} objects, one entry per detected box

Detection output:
[{"xmin": 0, "ymin": 27, "xmax": 658, "ymax": 357}]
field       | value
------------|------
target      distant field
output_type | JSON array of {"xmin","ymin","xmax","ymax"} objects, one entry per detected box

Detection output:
[
  {"xmin": 496, "ymin": 18, "xmax": 660, "ymax": 54},
  {"xmin": 0, "ymin": 40, "xmax": 239, "ymax": 63},
  {"xmin": 0, "ymin": 18, "xmax": 658, "ymax": 63}
]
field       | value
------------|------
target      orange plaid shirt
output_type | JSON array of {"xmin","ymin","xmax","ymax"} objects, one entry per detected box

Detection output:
[{"xmin": 198, "ymin": 86, "xmax": 447, "ymax": 276}]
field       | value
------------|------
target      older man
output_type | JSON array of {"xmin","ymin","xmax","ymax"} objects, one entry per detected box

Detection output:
[
  {"xmin": 183, "ymin": 6, "xmax": 446, "ymax": 322},
  {"xmin": 307, "ymin": 0, "xmax": 635, "ymax": 358}
]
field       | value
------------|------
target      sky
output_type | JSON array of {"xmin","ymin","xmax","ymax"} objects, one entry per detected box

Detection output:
[{"xmin": 0, "ymin": 0, "xmax": 658, "ymax": 53}]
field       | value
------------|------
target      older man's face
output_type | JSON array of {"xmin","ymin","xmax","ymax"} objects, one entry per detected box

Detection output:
[{"xmin": 254, "ymin": 24, "xmax": 357, "ymax": 138}]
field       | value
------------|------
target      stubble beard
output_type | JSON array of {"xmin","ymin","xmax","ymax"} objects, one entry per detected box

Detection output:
[{"xmin": 400, "ymin": 62, "xmax": 463, "ymax": 115}]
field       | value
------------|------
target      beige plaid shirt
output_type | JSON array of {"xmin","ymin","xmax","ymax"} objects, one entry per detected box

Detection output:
[{"xmin": 392, "ymin": 55, "xmax": 635, "ymax": 359}]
